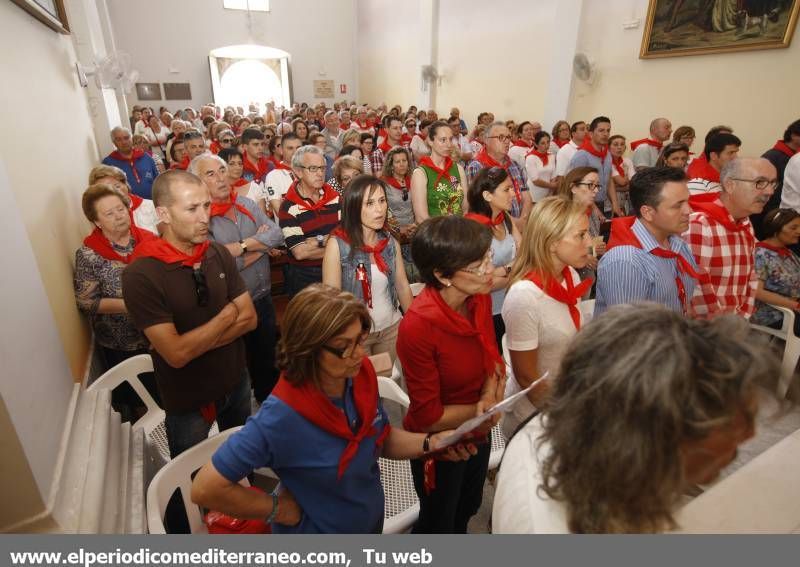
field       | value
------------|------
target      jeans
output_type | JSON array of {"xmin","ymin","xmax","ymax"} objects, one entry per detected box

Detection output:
[
  {"xmin": 284, "ymin": 264, "xmax": 323, "ymax": 298},
  {"xmin": 244, "ymin": 295, "xmax": 280, "ymax": 403},
  {"xmin": 165, "ymin": 369, "xmax": 252, "ymax": 459}
]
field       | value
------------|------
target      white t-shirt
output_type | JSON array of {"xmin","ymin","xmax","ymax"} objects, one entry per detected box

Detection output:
[
  {"xmin": 554, "ymin": 140, "xmax": 579, "ymax": 177},
  {"xmin": 492, "ymin": 414, "xmax": 569, "ymax": 534},
  {"xmin": 369, "ymin": 263, "xmax": 401, "ymax": 332},
  {"xmin": 410, "ymin": 135, "xmax": 430, "ymax": 161},
  {"xmin": 508, "ymin": 144, "xmax": 532, "ymax": 172},
  {"xmin": 500, "ymin": 271, "xmax": 581, "ymax": 437},
  {"xmin": 245, "ymin": 180, "xmax": 265, "ymax": 204},
  {"xmin": 132, "ymin": 199, "xmax": 158, "ymax": 235},
  {"xmin": 525, "ymin": 153, "xmax": 555, "ymax": 202},
  {"xmin": 264, "ymin": 168, "xmax": 294, "ymax": 202},
  {"xmin": 631, "ymin": 143, "xmax": 661, "ymax": 169}
]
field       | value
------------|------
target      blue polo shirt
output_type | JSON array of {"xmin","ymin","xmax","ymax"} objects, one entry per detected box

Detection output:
[
  {"xmin": 211, "ymin": 378, "xmax": 388, "ymax": 534},
  {"xmin": 594, "ymin": 218, "xmax": 699, "ymax": 316},
  {"xmin": 102, "ymin": 152, "xmax": 159, "ymax": 199}
]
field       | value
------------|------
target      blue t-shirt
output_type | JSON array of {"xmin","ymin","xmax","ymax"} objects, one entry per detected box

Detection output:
[
  {"xmin": 102, "ymin": 152, "xmax": 158, "ymax": 199},
  {"xmin": 211, "ymin": 378, "xmax": 389, "ymax": 534}
]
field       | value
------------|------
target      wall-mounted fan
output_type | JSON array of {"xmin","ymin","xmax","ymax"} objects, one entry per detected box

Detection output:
[
  {"xmin": 572, "ymin": 52, "xmax": 599, "ymax": 86},
  {"xmin": 76, "ymin": 52, "xmax": 140, "ymax": 93}
]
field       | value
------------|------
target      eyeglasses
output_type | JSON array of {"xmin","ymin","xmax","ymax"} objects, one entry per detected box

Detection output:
[
  {"xmin": 487, "ymin": 135, "xmax": 513, "ymax": 143},
  {"xmin": 459, "ymin": 250, "xmax": 494, "ymax": 276},
  {"xmin": 299, "ymin": 165, "xmax": 326, "ymax": 174},
  {"xmin": 322, "ymin": 332, "xmax": 369, "ymax": 359},
  {"xmin": 575, "ymin": 182, "xmax": 602, "ymax": 190},
  {"xmin": 192, "ymin": 268, "xmax": 209, "ymax": 307},
  {"xmin": 729, "ymin": 177, "xmax": 778, "ymax": 191}
]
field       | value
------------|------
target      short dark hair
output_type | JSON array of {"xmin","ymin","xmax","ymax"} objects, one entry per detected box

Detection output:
[
  {"xmin": 704, "ymin": 133, "xmax": 741, "ymax": 160},
  {"xmin": 360, "ymin": 132, "xmax": 374, "ymax": 144},
  {"xmin": 411, "ymin": 215, "xmax": 492, "ymax": 289},
  {"xmin": 338, "ymin": 144, "xmax": 361, "ymax": 158},
  {"xmin": 280, "ymin": 132, "xmax": 299, "ymax": 146},
  {"xmin": 240, "ymin": 128, "xmax": 265, "ymax": 145},
  {"xmin": 570, "ymin": 121, "xmax": 586, "ymax": 134},
  {"xmin": 269, "ymin": 134, "xmax": 283, "ymax": 153},
  {"xmin": 783, "ymin": 119, "xmax": 800, "ymax": 143},
  {"xmin": 534, "ymin": 131, "xmax": 551, "ymax": 145},
  {"xmin": 517, "ymin": 121, "xmax": 532, "ymax": 133},
  {"xmin": 655, "ymin": 143, "xmax": 690, "ymax": 167},
  {"xmin": 704, "ymin": 125, "xmax": 734, "ymax": 144},
  {"xmin": 468, "ymin": 167, "xmax": 508, "ymax": 218},
  {"xmin": 760, "ymin": 208, "xmax": 800, "ymax": 239},
  {"xmin": 383, "ymin": 115, "xmax": 402, "ymax": 128},
  {"xmin": 339, "ymin": 175, "xmax": 387, "ymax": 254},
  {"xmin": 151, "ymin": 169, "xmax": 203, "ymax": 207},
  {"xmin": 218, "ymin": 147, "xmax": 242, "ymax": 163},
  {"xmin": 169, "ymin": 139, "xmax": 185, "ymax": 162},
  {"xmin": 629, "ymin": 167, "xmax": 688, "ymax": 217},
  {"xmin": 589, "ymin": 116, "xmax": 610, "ymax": 131}
]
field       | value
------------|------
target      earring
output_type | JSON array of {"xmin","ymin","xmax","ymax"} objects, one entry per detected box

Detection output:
[{"xmin": 445, "ymin": 281, "xmax": 452, "ymax": 287}]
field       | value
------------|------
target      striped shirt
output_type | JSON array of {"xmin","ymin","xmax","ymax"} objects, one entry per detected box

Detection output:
[
  {"xmin": 278, "ymin": 190, "xmax": 341, "ymax": 267},
  {"xmin": 594, "ymin": 219, "xmax": 699, "ymax": 316}
]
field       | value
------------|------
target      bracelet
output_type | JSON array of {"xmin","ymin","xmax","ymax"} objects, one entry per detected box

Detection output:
[
  {"xmin": 422, "ymin": 432, "xmax": 434, "ymax": 454},
  {"xmin": 266, "ymin": 490, "xmax": 279, "ymax": 523}
]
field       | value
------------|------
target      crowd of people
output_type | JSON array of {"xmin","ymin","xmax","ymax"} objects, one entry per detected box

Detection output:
[{"xmin": 73, "ymin": 98, "xmax": 800, "ymax": 533}]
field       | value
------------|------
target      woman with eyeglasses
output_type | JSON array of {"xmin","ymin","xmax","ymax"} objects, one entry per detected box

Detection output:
[
  {"xmin": 558, "ymin": 167, "xmax": 606, "ymax": 281},
  {"xmin": 396, "ymin": 215, "xmax": 507, "ymax": 533},
  {"xmin": 500, "ymin": 197, "xmax": 593, "ymax": 439},
  {"xmin": 411, "ymin": 121, "xmax": 468, "ymax": 223},
  {"xmin": 328, "ymin": 155, "xmax": 364, "ymax": 196},
  {"xmin": 191, "ymin": 283, "xmax": 477, "ymax": 533},
  {"xmin": 323, "ymin": 176, "xmax": 412, "ymax": 364},
  {"xmin": 466, "ymin": 167, "xmax": 522, "ymax": 348},
  {"xmin": 381, "ymin": 147, "xmax": 417, "ymax": 277}
]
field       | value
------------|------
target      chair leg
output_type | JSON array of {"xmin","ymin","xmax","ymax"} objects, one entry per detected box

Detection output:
[{"xmin": 778, "ymin": 341, "xmax": 800, "ymax": 399}]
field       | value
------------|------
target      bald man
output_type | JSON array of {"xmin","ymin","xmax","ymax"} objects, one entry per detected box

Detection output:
[{"xmin": 631, "ymin": 118, "xmax": 673, "ymax": 171}]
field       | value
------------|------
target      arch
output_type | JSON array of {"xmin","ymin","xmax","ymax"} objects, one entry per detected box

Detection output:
[{"xmin": 208, "ymin": 44, "xmax": 291, "ymax": 111}]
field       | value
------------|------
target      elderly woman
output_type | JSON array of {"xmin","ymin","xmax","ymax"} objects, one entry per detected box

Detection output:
[
  {"xmin": 500, "ymin": 197, "xmax": 592, "ymax": 438},
  {"xmin": 88, "ymin": 164, "xmax": 159, "ymax": 234},
  {"xmin": 397, "ymin": 215, "xmax": 506, "ymax": 533},
  {"xmin": 323, "ymin": 176, "xmax": 412, "ymax": 364},
  {"xmin": 75, "ymin": 184, "xmax": 155, "ymax": 372},
  {"xmin": 190, "ymin": 284, "xmax": 476, "ymax": 534},
  {"xmin": 493, "ymin": 304, "xmax": 771, "ymax": 533},
  {"xmin": 328, "ymin": 155, "xmax": 364, "ymax": 196}
]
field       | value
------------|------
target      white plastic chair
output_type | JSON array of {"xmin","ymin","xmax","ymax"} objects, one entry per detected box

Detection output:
[
  {"xmin": 750, "ymin": 304, "xmax": 798, "ymax": 398},
  {"xmin": 377, "ymin": 376, "xmax": 420, "ymax": 533}
]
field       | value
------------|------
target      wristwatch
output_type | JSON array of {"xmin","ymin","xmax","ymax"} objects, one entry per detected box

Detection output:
[
  {"xmin": 316, "ymin": 234, "xmax": 325, "ymax": 248},
  {"xmin": 239, "ymin": 239, "xmax": 248, "ymax": 255}
]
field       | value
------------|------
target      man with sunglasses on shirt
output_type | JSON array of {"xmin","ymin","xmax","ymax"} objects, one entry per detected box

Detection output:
[{"xmin": 123, "ymin": 170, "xmax": 257, "ymax": 460}]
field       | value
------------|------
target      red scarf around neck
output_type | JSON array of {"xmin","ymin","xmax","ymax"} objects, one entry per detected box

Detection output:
[
  {"xmin": 690, "ymin": 197, "xmax": 754, "ymax": 241},
  {"xmin": 579, "ymin": 137, "xmax": 608, "ymax": 160},
  {"xmin": 383, "ymin": 175, "xmax": 411, "ymax": 191},
  {"xmin": 283, "ymin": 181, "xmax": 338, "ymax": 212},
  {"xmin": 630, "ymin": 138, "xmax": 663, "ymax": 152},
  {"xmin": 129, "ymin": 193, "xmax": 144, "ymax": 211},
  {"xmin": 612, "ymin": 156, "xmax": 626, "ymax": 177},
  {"xmin": 332, "ymin": 227, "xmax": 390, "ymax": 274},
  {"xmin": 465, "ymin": 212, "xmax": 505, "ymax": 227},
  {"xmin": 272, "ymin": 161, "xmax": 293, "ymax": 171},
  {"xmin": 606, "ymin": 216, "xmax": 710, "ymax": 311},
  {"xmin": 526, "ymin": 149, "xmax": 549, "ymax": 167},
  {"xmin": 109, "ymin": 149, "xmax": 145, "ymax": 183},
  {"xmin": 512, "ymin": 140, "xmax": 533, "ymax": 149},
  {"xmin": 209, "ymin": 140, "xmax": 222, "ymax": 155},
  {"xmin": 131, "ymin": 238, "xmax": 210, "ymax": 267},
  {"xmin": 210, "ymin": 190, "xmax": 256, "ymax": 224},
  {"xmin": 232, "ymin": 178, "xmax": 249, "ymax": 188},
  {"xmin": 772, "ymin": 140, "xmax": 798, "ymax": 159},
  {"xmin": 408, "ymin": 286, "xmax": 503, "ymax": 379},
  {"xmin": 525, "ymin": 267, "xmax": 592, "ymax": 330},
  {"xmin": 378, "ymin": 139, "xmax": 399, "ymax": 154},
  {"xmin": 554, "ymin": 138, "xmax": 569, "ymax": 148},
  {"xmin": 171, "ymin": 156, "xmax": 190, "ymax": 171},
  {"xmin": 271, "ymin": 357, "xmax": 390, "ymax": 481},
  {"xmin": 243, "ymin": 154, "xmax": 269, "ymax": 181},
  {"xmin": 475, "ymin": 149, "xmax": 521, "ymax": 204},
  {"xmin": 756, "ymin": 241, "xmax": 792, "ymax": 257},
  {"xmin": 418, "ymin": 155, "xmax": 456, "ymax": 190},
  {"xmin": 686, "ymin": 154, "xmax": 720, "ymax": 182},
  {"xmin": 83, "ymin": 225, "xmax": 155, "ymax": 264}
]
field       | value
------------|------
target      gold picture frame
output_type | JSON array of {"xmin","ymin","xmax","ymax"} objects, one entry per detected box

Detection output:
[
  {"xmin": 10, "ymin": 0, "xmax": 70, "ymax": 34},
  {"xmin": 640, "ymin": 0, "xmax": 799, "ymax": 58}
]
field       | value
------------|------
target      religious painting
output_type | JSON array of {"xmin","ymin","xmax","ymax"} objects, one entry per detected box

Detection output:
[{"xmin": 640, "ymin": 0, "xmax": 800, "ymax": 58}]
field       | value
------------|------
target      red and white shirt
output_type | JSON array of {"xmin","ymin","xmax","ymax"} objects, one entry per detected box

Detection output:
[{"xmin": 683, "ymin": 198, "xmax": 757, "ymax": 318}]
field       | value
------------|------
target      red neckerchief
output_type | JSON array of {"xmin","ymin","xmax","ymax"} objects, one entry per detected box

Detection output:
[
  {"xmin": 772, "ymin": 140, "xmax": 798, "ymax": 159},
  {"xmin": 418, "ymin": 131, "xmax": 428, "ymax": 141},
  {"xmin": 378, "ymin": 139, "xmax": 398, "ymax": 154},
  {"xmin": 210, "ymin": 191, "xmax": 256, "ymax": 224},
  {"xmin": 525, "ymin": 267, "xmax": 592, "ymax": 330},
  {"xmin": 756, "ymin": 241, "xmax": 792, "ymax": 257},
  {"xmin": 209, "ymin": 140, "xmax": 221, "ymax": 154},
  {"xmin": 690, "ymin": 197, "xmax": 755, "ymax": 244},
  {"xmin": 579, "ymin": 137, "xmax": 608, "ymax": 160},
  {"xmin": 475, "ymin": 149, "xmax": 521, "ymax": 204},
  {"xmin": 283, "ymin": 181, "xmax": 338, "ymax": 212},
  {"xmin": 271, "ymin": 357, "xmax": 390, "ymax": 481},
  {"xmin": 465, "ymin": 212, "xmax": 505, "ymax": 227},
  {"xmin": 512, "ymin": 140, "xmax": 533, "ymax": 149},
  {"xmin": 355, "ymin": 119, "xmax": 370, "ymax": 129},
  {"xmin": 686, "ymin": 154, "xmax": 720, "ymax": 182},
  {"xmin": 383, "ymin": 175, "xmax": 411, "ymax": 191},
  {"xmin": 129, "ymin": 193, "xmax": 144, "ymax": 211},
  {"xmin": 272, "ymin": 161, "xmax": 293, "ymax": 172},
  {"xmin": 332, "ymin": 227, "xmax": 390, "ymax": 274},
  {"xmin": 418, "ymin": 155, "xmax": 456, "ymax": 190},
  {"xmin": 606, "ymin": 216, "xmax": 710, "ymax": 312},
  {"xmin": 131, "ymin": 238, "xmax": 210, "ymax": 267},
  {"xmin": 526, "ymin": 149, "xmax": 549, "ymax": 167},
  {"xmin": 171, "ymin": 156, "xmax": 190, "ymax": 170},
  {"xmin": 83, "ymin": 225, "xmax": 156, "ymax": 264},
  {"xmin": 109, "ymin": 149, "xmax": 145, "ymax": 183},
  {"xmin": 232, "ymin": 178, "xmax": 249, "ymax": 188},
  {"xmin": 243, "ymin": 154, "xmax": 269, "ymax": 182},
  {"xmin": 630, "ymin": 138, "xmax": 663, "ymax": 152},
  {"xmin": 612, "ymin": 156, "xmax": 626, "ymax": 177},
  {"xmin": 554, "ymin": 138, "xmax": 569, "ymax": 148},
  {"xmin": 401, "ymin": 134, "xmax": 412, "ymax": 147}
]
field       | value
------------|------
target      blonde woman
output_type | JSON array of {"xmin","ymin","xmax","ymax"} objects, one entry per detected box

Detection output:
[{"xmin": 501, "ymin": 197, "xmax": 593, "ymax": 438}]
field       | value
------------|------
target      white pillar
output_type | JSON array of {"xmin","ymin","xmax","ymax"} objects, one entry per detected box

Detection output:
[
  {"xmin": 417, "ymin": 0, "xmax": 439, "ymax": 110},
  {"xmin": 542, "ymin": 0, "xmax": 584, "ymax": 127}
]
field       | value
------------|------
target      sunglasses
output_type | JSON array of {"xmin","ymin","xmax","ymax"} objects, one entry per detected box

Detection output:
[
  {"xmin": 192, "ymin": 268, "xmax": 209, "ymax": 306},
  {"xmin": 220, "ymin": 138, "xmax": 235, "ymax": 144}
]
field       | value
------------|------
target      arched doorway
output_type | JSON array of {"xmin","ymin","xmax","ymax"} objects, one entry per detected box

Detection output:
[{"xmin": 209, "ymin": 44, "xmax": 291, "ymax": 110}]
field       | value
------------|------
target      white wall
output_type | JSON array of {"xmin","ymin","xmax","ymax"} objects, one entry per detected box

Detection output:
[
  {"xmin": 569, "ymin": 0, "xmax": 800, "ymax": 155},
  {"xmin": 107, "ymin": 0, "xmax": 359, "ymax": 111}
]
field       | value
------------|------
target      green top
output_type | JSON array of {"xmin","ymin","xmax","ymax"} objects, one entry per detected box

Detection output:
[{"xmin": 420, "ymin": 161, "xmax": 464, "ymax": 217}]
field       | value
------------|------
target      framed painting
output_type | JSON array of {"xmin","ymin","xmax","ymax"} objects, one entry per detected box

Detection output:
[
  {"xmin": 640, "ymin": 0, "xmax": 800, "ymax": 58},
  {"xmin": 10, "ymin": 0, "xmax": 70, "ymax": 34}
]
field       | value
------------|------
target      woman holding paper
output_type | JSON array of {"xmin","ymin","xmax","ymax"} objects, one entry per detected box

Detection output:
[
  {"xmin": 501, "ymin": 197, "xmax": 594, "ymax": 439},
  {"xmin": 191, "ymin": 284, "xmax": 475, "ymax": 534},
  {"xmin": 396, "ymin": 215, "xmax": 507, "ymax": 533}
]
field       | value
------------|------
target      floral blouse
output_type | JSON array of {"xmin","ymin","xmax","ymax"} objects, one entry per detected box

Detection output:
[
  {"xmin": 74, "ymin": 242, "xmax": 148, "ymax": 351},
  {"xmin": 752, "ymin": 246, "xmax": 800, "ymax": 328}
]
